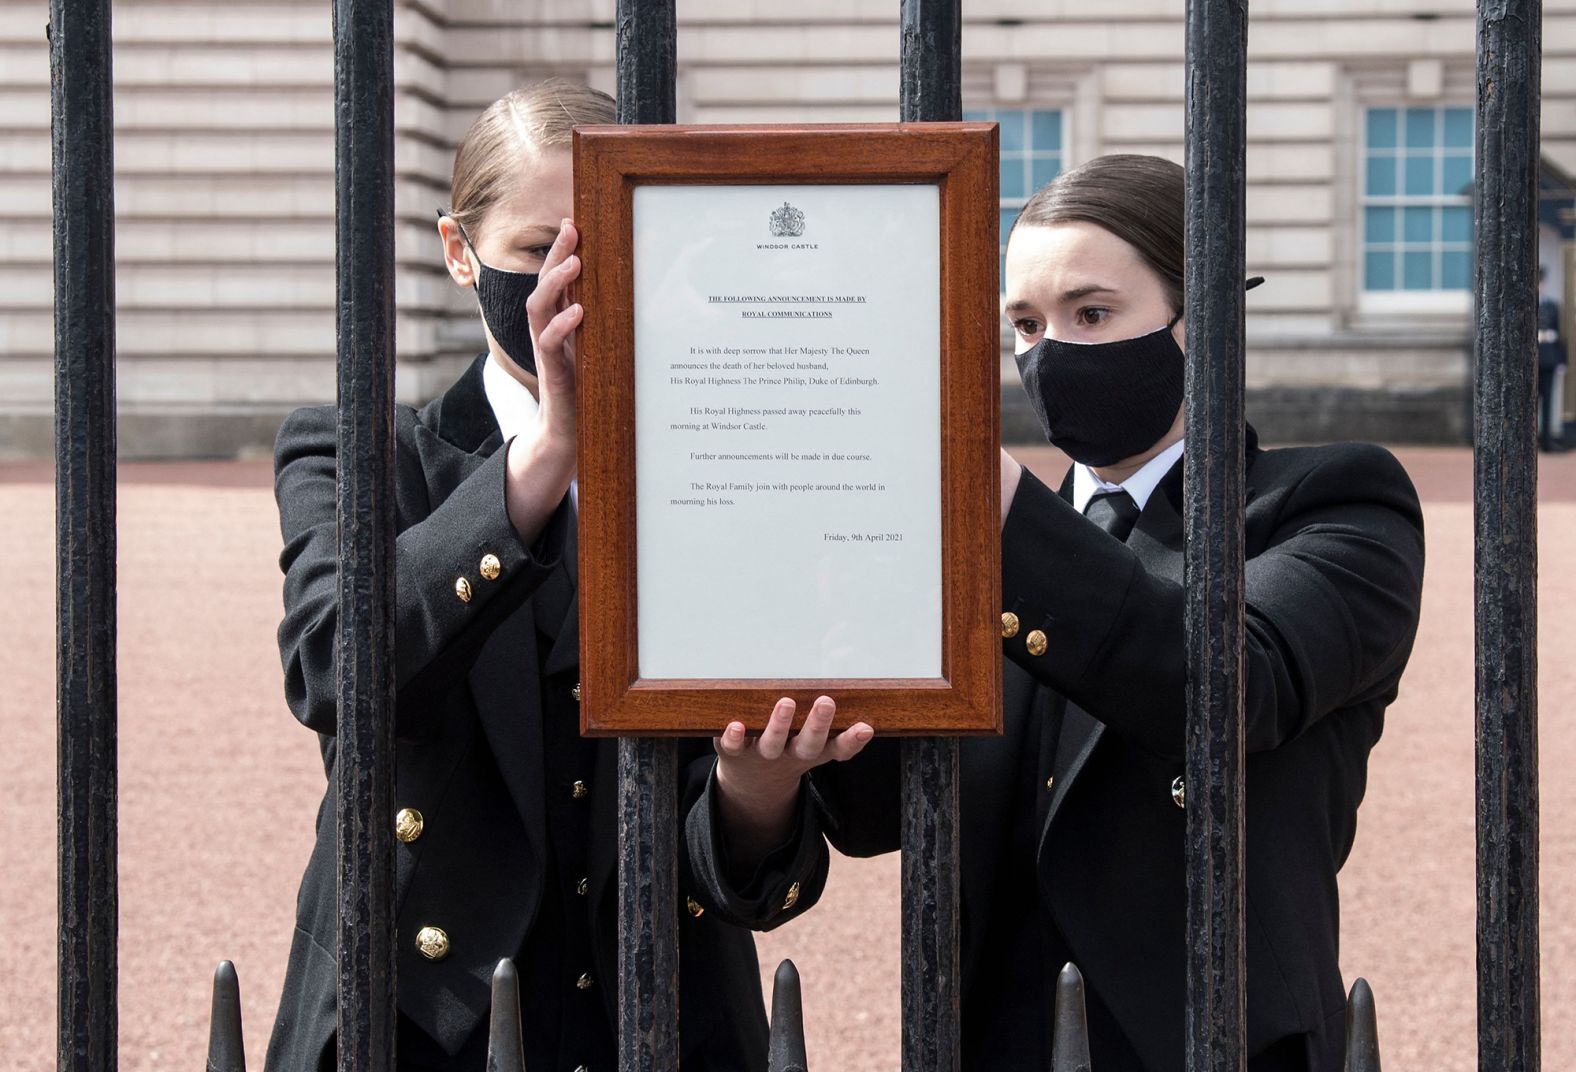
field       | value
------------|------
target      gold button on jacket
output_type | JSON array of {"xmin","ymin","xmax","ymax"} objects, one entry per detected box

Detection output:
[
  {"xmin": 454, "ymin": 576, "xmax": 472, "ymax": 603},
  {"xmin": 571, "ymin": 780, "xmax": 589, "ymax": 800},
  {"xmin": 687, "ymin": 896, "xmax": 705, "ymax": 919},
  {"xmin": 1171, "ymin": 775, "xmax": 1186, "ymax": 809},
  {"xmin": 781, "ymin": 882, "xmax": 800, "ymax": 911},
  {"xmin": 479, "ymin": 553, "xmax": 502, "ymax": 581},
  {"xmin": 571, "ymin": 682, "xmax": 582, "ymax": 703},
  {"xmin": 576, "ymin": 973, "xmax": 595, "ymax": 990},
  {"xmin": 1025, "ymin": 629, "xmax": 1048, "ymax": 657},
  {"xmin": 415, "ymin": 926, "xmax": 450, "ymax": 962},
  {"xmin": 576, "ymin": 877, "xmax": 589, "ymax": 897},
  {"xmin": 394, "ymin": 807, "xmax": 424, "ymax": 843},
  {"xmin": 1001, "ymin": 611, "xmax": 1020, "ymax": 639}
]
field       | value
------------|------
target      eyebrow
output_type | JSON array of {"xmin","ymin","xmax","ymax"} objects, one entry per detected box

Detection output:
[
  {"xmin": 513, "ymin": 226, "xmax": 560, "ymax": 246},
  {"xmin": 1059, "ymin": 283, "xmax": 1119, "ymax": 302}
]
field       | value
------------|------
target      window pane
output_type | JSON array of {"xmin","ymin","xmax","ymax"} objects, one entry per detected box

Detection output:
[
  {"xmin": 1366, "ymin": 251, "xmax": 1397, "ymax": 290},
  {"xmin": 1403, "ymin": 206, "xmax": 1435, "ymax": 243},
  {"xmin": 1405, "ymin": 154, "xmax": 1437, "ymax": 196},
  {"xmin": 1442, "ymin": 204, "xmax": 1472, "ymax": 243},
  {"xmin": 963, "ymin": 109, "xmax": 990, "ymax": 123},
  {"xmin": 1367, "ymin": 108, "xmax": 1398, "ymax": 149},
  {"xmin": 999, "ymin": 111, "xmax": 1025, "ymax": 152},
  {"xmin": 1441, "ymin": 250, "xmax": 1471, "ymax": 290},
  {"xmin": 1000, "ymin": 158, "xmax": 1026, "ymax": 200},
  {"xmin": 1031, "ymin": 155, "xmax": 1061, "ymax": 190},
  {"xmin": 1366, "ymin": 155, "xmax": 1397, "ymax": 196},
  {"xmin": 1365, "ymin": 206, "xmax": 1397, "ymax": 243},
  {"xmin": 1405, "ymin": 108, "xmax": 1437, "ymax": 149},
  {"xmin": 1442, "ymin": 153, "xmax": 1473, "ymax": 197},
  {"xmin": 1032, "ymin": 110, "xmax": 1062, "ymax": 150},
  {"xmin": 1403, "ymin": 250, "xmax": 1435, "ymax": 289},
  {"xmin": 1444, "ymin": 107, "xmax": 1473, "ymax": 148},
  {"xmin": 1000, "ymin": 207, "xmax": 1020, "ymax": 245}
]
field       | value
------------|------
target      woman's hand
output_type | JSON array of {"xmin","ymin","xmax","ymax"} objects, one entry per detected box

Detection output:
[
  {"xmin": 505, "ymin": 219, "xmax": 582, "ymax": 543},
  {"xmin": 713, "ymin": 697, "xmax": 873, "ymax": 869},
  {"xmin": 1000, "ymin": 447, "xmax": 1024, "ymax": 529}
]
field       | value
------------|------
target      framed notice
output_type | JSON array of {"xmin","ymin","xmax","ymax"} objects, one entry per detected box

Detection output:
[{"xmin": 573, "ymin": 124, "xmax": 1000, "ymax": 735}]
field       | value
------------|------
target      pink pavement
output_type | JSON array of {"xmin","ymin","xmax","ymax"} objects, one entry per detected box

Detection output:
[{"xmin": 3, "ymin": 446, "xmax": 1575, "ymax": 1070}]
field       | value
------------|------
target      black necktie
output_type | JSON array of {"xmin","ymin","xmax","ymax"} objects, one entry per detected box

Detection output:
[{"xmin": 1084, "ymin": 489, "xmax": 1140, "ymax": 543}]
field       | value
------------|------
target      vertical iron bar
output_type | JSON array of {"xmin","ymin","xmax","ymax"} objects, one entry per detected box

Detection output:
[
  {"xmin": 898, "ymin": 4, "xmax": 962, "ymax": 1069},
  {"xmin": 333, "ymin": 0, "xmax": 399, "ymax": 1067},
  {"xmin": 1182, "ymin": 1, "xmax": 1249, "ymax": 1070},
  {"xmin": 1474, "ymin": 3, "xmax": 1542, "ymax": 1071},
  {"xmin": 614, "ymin": 12, "xmax": 680, "ymax": 1067},
  {"xmin": 899, "ymin": 0, "xmax": 961, "ymax": 122},
  {"xmin": 50, "ymin": 3, "xmax": 118, "ymax": 1070},
  {"xmin": 899, "ymin": 740, "xmax": 961, "ymax": 1072}
]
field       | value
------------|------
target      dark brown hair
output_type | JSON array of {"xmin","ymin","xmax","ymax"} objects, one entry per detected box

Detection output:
[
  {"xmin": 1013, "ymin": 154, "xmax": 1185, "ymax": 310},
  {"xmin": 449, "ymin": 78, "xmax": 616, "ymax": 236}
]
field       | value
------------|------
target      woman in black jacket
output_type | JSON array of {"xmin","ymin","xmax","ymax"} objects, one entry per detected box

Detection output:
[
  {"xmin": 267, "ymin": 80, "xmax": 795, "ymax": 1072},
  {"xmin": 693, "ymin": 154, "xmax": 1426, "ymax": 1072}
]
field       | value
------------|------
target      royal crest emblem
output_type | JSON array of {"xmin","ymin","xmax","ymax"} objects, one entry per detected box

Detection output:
[{"xmin": 768, "ymin": 202, "xmax": 806, "ymax": 238}]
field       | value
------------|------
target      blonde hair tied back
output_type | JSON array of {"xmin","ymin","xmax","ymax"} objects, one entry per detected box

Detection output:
[{"xmin": 448, "ymin": 78, "xmax": 615, "ymax": 237}]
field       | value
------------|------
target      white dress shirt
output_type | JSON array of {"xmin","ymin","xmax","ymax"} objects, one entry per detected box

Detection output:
[
  {"xmin": 482, "ymin": 355, "xmax": 578, "ymax": 508},
  {"xmin": 1070, "ymin": 437, "xmax": 1185, "ymax": 515}
]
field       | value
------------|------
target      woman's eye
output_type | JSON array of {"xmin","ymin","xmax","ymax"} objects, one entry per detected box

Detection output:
[
  {"xmin": 1013, "ymin": 318, "xmax": 1043, "ymax": 337},
  {"xmin": 1076, "ymin": 307, "xmax": 1110, "ymax": 326},
  {"xmin": 524, "ymin": 245, "xmax": 554, "ymax": 260}
]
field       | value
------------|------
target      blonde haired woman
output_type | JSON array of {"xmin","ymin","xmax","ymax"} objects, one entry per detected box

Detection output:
[{"xmin": 267, "ymin": 80, "xmax": 778, "ymax": 1071}]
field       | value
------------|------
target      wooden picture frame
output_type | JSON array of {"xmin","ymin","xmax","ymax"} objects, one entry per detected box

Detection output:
[{"xmin": 573, "ymin": 123, "xmax": 1000, "ymax": 736}]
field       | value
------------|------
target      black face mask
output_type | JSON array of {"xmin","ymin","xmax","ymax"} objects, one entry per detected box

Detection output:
[
  {"xmin": 1014, "ymin": 312, "xmax": 1185, "ymax": 468},
  {"xmin": 442, "ymin": 211, "xmax": 540, "ymax": 375}
]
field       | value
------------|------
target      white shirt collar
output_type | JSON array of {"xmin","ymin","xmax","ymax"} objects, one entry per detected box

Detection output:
[
  {"xmin": 1071, "ymin": 438, "xmax": 1185, "ymax": 514},
  {"xmin": 481, "ymin": 354, "xmax": 540, "ymax": 443}
]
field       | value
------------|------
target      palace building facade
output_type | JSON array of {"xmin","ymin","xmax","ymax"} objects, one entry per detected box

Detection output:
[{"xmin": 3, "ymin": 0, "xmax": 1574, "ymax": 456}]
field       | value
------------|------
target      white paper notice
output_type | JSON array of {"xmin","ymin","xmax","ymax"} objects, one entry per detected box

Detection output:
[{"xmin": 633, "ymin": 184, "xmax": 943, "ymax": 680}]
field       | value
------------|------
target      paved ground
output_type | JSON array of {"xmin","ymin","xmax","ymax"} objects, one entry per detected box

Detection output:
[{"xmin": 3, "ymin": 445, "xmax": 1575, "ymax": 1070}]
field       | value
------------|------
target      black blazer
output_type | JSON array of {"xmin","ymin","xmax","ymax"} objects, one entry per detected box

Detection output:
[
  {"xmin": 688, "ymin": 431, "xmax": 1426, "ymax": 1072},
  {"xmin": 266, "ymin": 356, "xmax": 769, "ymax": 1070}
]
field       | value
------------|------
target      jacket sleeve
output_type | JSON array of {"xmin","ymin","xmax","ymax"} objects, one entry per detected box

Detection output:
[
  {"xmin": 273, "ymin": 404, "xmax": 571, "ymax": 739},
  {"xmin": 683, "ymin": 758, "xmax": 835, "ymax": 932},
  {"xmin": 999, "ymin": 443, "xmax": 1426, "ymax": 760}
]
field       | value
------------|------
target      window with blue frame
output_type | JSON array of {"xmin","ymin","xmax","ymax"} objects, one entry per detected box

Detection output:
[
  {"xmin": 1362, "ymin": 106, "xmax": 1474, "ymax": 293},
  {"xmin": 963, "ymin": 107, "xmax": 1064, "ymax": 289}
]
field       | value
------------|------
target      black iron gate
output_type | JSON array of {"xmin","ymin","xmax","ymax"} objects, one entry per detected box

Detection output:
[{"xmin": 49, "ymin": 1, "xmax": 1543, "ymax": 1070}]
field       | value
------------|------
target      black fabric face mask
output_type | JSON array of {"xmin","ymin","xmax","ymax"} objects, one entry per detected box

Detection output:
[
  {"xmin": 442, "ymin": 211, "xmax": 540, "ymax": 375},
  {"xmin": 1013, "ymin": 312, "xmax": 1185, "ymax": 468}
]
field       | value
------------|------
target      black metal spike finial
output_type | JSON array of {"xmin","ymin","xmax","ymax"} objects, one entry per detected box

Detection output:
[
  {"xmin": 767, "ymin": 959, "xmax": 809, "ymax": 1072},
  {"xmin": 485, "ymin": 959, "xmax": 527, "ymax": 1072},
  {"xmin": 206, "ymin": 961, "xmax": 246, "ymax": 1072},
  {"xmin": 1343, "ymin": 978, "xmax": 1381, "ymax": 1072},
  {"xmin": 1051, "ymin": 962, "xmax": 1092, "ymax": 1072}
]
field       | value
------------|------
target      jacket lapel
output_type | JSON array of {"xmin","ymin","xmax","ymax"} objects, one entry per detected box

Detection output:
[
  {"xmin": 1036, "ymin": 429, "xmax": 1261, "ymax": 848},
  {"xmin": 467, "ymin": 606, "xmax": 549, "ymax": 865},
  {"xmin": 540, "ymin": 505, "xmax": 581, "ymax": 677},
  {"xmin": 413, "ymin": 355, "xmax": 503, "ymax": 508}
]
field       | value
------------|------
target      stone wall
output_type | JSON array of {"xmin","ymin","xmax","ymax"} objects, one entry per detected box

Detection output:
[{"xmin": 3, "ymin": 0, "xmax": 1572, "ymax": 456}]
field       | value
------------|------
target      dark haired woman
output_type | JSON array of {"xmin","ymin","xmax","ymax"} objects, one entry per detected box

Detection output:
[
  {"xmin": 691, "ymin": 154, "xmax": 1426, "ymax": 1071},
  {"xmin": 265, "ymin": 81, "xmax": 838, "ymax": 1071}
]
